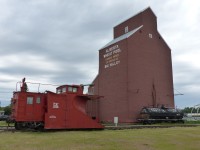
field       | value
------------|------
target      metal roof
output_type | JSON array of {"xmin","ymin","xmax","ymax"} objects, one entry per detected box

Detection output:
[
  {"xmin": 114, "ymin": 7, "xmax": 156, "ymax": 28},
  {"xmin": 100, "ymin": 25, "xmax": 143, "ymax": 50}
]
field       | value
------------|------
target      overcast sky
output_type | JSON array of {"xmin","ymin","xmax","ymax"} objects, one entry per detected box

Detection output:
[{"xmin": 0, "ymin": 0, "xmax": 200, "ymax": 108}]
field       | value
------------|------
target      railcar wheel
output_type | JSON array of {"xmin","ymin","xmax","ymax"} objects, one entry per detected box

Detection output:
[
  {"xmin": 15, "ymin": 122, "xmax": 21, "ymax": 130},
  {"xmin": 36, "ymin": 126, "xmax": 44, "ymax": 131},
  {"xmin": 14, "ymin": 122, "xmax": 27, "ymax": 130}
]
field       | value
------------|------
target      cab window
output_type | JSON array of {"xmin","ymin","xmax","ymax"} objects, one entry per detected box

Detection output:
[
  {"xmin": 72, "ymin": 87, "xmax": 77, "ymax": 93},
  {"xmin": 62, "ymin": 87, "xmax": 66, "ymax": 93},
  {"xmin": 68, "ymin": 86, "xmax": 73, "ymax": 92},
  {"xmin": 57, "ymin": 89, "xmax": 61, "ymax": 94}
]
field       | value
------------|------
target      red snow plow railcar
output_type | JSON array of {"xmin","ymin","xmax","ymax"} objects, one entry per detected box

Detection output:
[{"xmin": 11, "ymin": 78, "xmax": 104, "ymax": 130}]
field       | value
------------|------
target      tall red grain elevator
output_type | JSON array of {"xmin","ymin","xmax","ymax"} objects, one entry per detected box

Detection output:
[{"xmin": 87, "ymin": 7, "xmax": 174, "ymax": 123}]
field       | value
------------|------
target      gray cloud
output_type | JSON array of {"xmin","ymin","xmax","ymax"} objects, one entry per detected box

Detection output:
[{"xmin": 0, "ymin": 0, "xmax": 200, "ymax": 108}]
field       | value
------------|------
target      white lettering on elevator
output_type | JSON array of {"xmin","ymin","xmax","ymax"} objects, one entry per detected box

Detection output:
[{"xmin": 103, "ymin": 45, "xmax": 121, "ymax": 69}]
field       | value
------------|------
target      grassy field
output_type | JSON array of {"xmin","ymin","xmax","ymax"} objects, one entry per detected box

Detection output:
[
  {"xmin": 0, "ymin": 121, "xmax": 14, "ymax": 126},
  {"xmin": 0, "ymin": 126, "xmax": 200, "ymax": 150}
]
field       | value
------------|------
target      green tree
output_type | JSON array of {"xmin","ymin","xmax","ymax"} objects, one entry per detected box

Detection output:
[
  {"xmin": 0, "ymin": 107, "xmax": 3, "ymax": 111},
  {"xmin": 4, "ymin": 105, "xmax": 11, "ymax": 115},
  {"xmin": 182, "ymin": 107, "xmax": 197, "ymax": 113}
]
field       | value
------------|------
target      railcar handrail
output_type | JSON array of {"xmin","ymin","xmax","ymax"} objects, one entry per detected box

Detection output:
[{"xmin": 15, "ymin": 81, "xmax": 60, "ymax": 92}]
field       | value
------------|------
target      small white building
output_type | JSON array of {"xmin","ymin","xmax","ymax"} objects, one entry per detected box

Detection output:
[{"xmin": 0, "ymin": 111, "xmax": 5, "ymax": 116}]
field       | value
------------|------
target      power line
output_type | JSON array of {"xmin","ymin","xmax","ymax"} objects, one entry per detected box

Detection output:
[
  {"xmin": 174, "ymin": 88, "xmax": 184, "ymax": 96},
  {"xmin": 0, "ymin": 92, "xmax": 13, "ymax": 93}
]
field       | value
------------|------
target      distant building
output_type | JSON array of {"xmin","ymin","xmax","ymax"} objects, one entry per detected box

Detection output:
[
  {"xmin": 87, "ymin": 7, "xmax": 174, "ymax": 123},
  {"xmin": 0, "ymin": 111, "xmax": 4, "ymax": 116}
]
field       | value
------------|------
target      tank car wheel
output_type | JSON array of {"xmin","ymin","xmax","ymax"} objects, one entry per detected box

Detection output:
[{"xmin": 143, "ymin": 121, "xmax": 147, "ymax": 125}]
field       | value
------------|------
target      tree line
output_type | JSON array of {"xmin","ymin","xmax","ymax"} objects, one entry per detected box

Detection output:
[
  {"xmin": 0, "ymin": 105, "xmax": 11, "ymax": 115},
  {"xmin": 181, "ymin": 107, "xmax": 199, "ymax": 113},
  {"xmin": 0, "ymin": 105, "xmax": 199, "ymax": 116}
]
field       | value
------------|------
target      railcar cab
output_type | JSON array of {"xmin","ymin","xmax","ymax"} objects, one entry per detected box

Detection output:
[{"xmin": 56, "ymin": 85, "xmax": 83, "ymax": 95}]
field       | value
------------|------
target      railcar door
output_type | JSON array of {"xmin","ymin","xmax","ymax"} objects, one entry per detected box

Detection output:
[
  {"xmin": 44, "ymin": 92, "xmax": 68, "ymax": 129},
  {"xmin": 24, "ymin": 93, "xmax": 46, "ymax": 122},
  {"xmin": 26, "ymin": 96, "xmax": 34, "ymax": 120},
  {"xmin": 33, "ymin": 94, "xmax": 46, "ymax": 121}
]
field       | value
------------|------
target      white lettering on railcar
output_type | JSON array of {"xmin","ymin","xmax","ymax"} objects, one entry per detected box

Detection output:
[
  {"xmin": 53, "ymin": 102, "xmax": 59, "ymax": 109},
  {"xmin": 49, "ymin": 115, "xmax": 56, "ymax": 119}
]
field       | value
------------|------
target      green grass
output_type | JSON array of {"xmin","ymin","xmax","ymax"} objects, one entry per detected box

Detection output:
[
  {"xmin": 1, "ymin": 126, "xmax": 200, "ymax": 150},
  {"xmin": 184, "ymin": 120, "xmax": 200, "ymax": 124},
  {"xmin": 0, "ymin": 121, "xmax": 14, "ymax": 126},
  {"xmin": 0, "ymin": 121, "xmax": 8, "ymax": 126}
]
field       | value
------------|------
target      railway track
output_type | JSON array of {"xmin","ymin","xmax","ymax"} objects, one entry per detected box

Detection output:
[
  {"xmin": 105, "ymin": 124, "xmax": 200, "ymax": 130},
  {"xmin": 0, "ymin": 126, "xmax": 15, "ymax": 132},
  {"xmin": 0, "ymin": 124, "xmax": 199, "ymax": 132}
]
